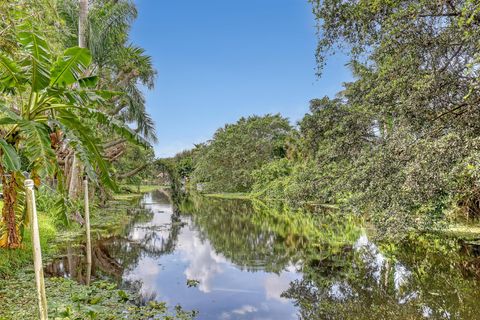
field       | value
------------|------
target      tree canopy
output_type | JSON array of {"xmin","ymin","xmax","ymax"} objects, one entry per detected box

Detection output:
[
  {"xmin": 171, "ymin": 0, "xmax": 480, "ymax": 239},
  {"xmin": 190, "ymin": 114, "xmax": 292, "ymax": 193}
]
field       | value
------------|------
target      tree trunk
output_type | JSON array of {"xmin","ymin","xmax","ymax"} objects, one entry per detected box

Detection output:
[
  {"xmin": 117, "ymin": 163, "xmax": 148, "ymax": 179},
  {"xmin": 25, "ymin": 179, "xmax": 48, "ymax": 319},
  {"xmin": 0, "ymin": 164, "xmax": 20, "ymax": 249},
  {"xmin": 68, "ymin": 155, "xmax": 80, "ymax": 199},
  {"xmin": 78, "ymin": 0, "xmax": 88, "ymax": 48},
  {"xmin": 68, "ymin": 0, "xmax": 89, "ymax": 199}
]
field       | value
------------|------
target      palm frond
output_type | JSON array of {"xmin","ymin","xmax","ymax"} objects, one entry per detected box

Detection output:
[
  {"xmin": 119, "ymin": 84, "xmax": 157, "ymax": 143},
  {"xmin": 89, "ymin": 0, "xmax": 137, "ymax": 65}
]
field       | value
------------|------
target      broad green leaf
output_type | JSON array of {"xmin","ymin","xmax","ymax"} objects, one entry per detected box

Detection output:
[
  {"xmin": 0, "ymin": 52, "xmax": 24, "ymax": 89},
  {"xmin": 0, "ymin": 139, "xmax": 21, "ymax": 171},
  {"xmin": 50, "ymin": 47, "xmax": 92, "ymax": 87},
  {"xmin": 17, "ymin": 29, "xmax": 51, "ymax": 92},
  {"xmin": 19, "ymin": 121, "xmax": 56, "ymax": 177}
]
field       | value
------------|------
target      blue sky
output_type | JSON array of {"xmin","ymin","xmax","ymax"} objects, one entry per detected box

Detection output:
[{"xmin": 131, "ymin": 0, "xmax": 352, "ymax": 158}]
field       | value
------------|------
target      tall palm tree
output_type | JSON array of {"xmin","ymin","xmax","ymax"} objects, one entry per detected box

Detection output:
[
  {"xmin": 59, "ymin": 0, "xmax": 158, "ymax": 144},
  {"xmin": 67, "ymin": 0, "xmax": 89, "ymax": 199},
  {"xmin": 0, "ymin": 26, "xmax": 147, "ymax": 248}
]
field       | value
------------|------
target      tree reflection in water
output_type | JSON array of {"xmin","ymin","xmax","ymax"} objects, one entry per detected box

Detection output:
[
  {"xmin": 45, "ymin": 190, "xmax": 182, "ymax": 287},
  {"xmin": 181, "ymin": 195, "xmax": 480, "ymax": 319},
  {"xmin": 283, "ymin": 234, "xmax": 480, "ymax": 320},
  {"xmin": 45, "ymin": 191, "xmax": 480, "ymax": 319}
]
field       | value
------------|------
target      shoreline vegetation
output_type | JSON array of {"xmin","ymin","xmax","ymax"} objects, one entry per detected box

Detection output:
[
  {"xmin": 0, "ymin": 185, "xmax": 197, "ymax": 320},
  {"xmin": 0, "ymin": 185, "xmax": 159, "ymax": 278},
  {"xmin": 161, "ymin": 0, "xmax": 480, "ymax": 245},
  {"xmin": 200, "ymin": 191, "xmax": 480, "ymax": 241}
]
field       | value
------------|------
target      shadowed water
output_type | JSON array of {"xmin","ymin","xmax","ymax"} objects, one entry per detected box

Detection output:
[{"xmin": 46, "ymin": 190, "xmax": 480, "ymax": 319}]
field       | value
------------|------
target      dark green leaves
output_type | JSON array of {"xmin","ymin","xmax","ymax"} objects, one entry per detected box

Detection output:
[{"xmin": 0, "ymin": 139, "xmax": 21, "ymax": 171}]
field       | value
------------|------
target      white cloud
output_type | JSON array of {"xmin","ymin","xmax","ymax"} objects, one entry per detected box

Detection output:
[
  {"xmin": 220, "ymin": 305, "xmax": 259, "ymax": 319},
  {"xmin": 264, "ymin": 272, "xmax": 294, "ymax": 303},
  {"xmin": 232, "ymin": 305, "xmax": 258, "ymax": 315},
  {"xmin": 179, "ymin": 227, "xmax": 226, "ymax": 293}
]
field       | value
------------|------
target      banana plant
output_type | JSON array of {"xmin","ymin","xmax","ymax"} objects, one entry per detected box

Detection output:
[{"xmin": 0, "ymin": 26, "xmax": 148, "ymax": 248}]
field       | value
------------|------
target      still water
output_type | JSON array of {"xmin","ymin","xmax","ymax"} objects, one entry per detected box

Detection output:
[{"xmin": 47, "ymin": 190, "xmax": 480, "ymax": 319}]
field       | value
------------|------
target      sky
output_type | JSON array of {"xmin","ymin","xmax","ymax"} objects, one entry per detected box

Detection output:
[{"xmin": 130, "ymin": 0, "xmax": 352, "ymax": 158}]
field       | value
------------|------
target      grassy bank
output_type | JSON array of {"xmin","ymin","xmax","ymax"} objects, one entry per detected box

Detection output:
[
  {"xmin": 112, "ymin": 184, "xmax": 164, "ymax": 201},
  {"xmin": 203, "ymin": 192, "xmax": 251, "ymax": 200},
  {"xmin": 442, "ymin": 224, "xmax": 480, "ymax": 241},
  {"xmin": 0, "ymin": 197, "xmax": 58, "ymax": 277}
]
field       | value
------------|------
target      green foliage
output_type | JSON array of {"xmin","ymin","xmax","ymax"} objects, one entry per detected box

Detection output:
[
  {"xmin": 191, "ymin": 114, "xmax": 292, "ymax": 193},
  {"xmin": 251, "ymin": 158, "xmax": 291, "ymax": 200},
  {"xmin": 186, "ymin": 279, "xmax": 200, "ymax": 288},
  {"xmin": 302, "ymin": 0, "xmax": 480, "ymax": 237},
  {"xmin": 0, "ymin": 139, "xmax": 20, "ymax": 171}
]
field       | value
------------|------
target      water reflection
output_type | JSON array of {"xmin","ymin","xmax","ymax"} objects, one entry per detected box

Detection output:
[
  {"xmin": 46, "ymin": 191, "xmax": 480, "ymax": 319},
  {"xmin": 283, "ymin": 233, "xmax": 480, "ymax": 320}
]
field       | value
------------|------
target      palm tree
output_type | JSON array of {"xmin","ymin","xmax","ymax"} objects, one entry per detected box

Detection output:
[
  {"xmin": 0, "ymin": 26, "xmax": 147, "ymax": 248},
  {"xmin": 59, "ymin": 0, "xmax": 158, "ymax": 148}
]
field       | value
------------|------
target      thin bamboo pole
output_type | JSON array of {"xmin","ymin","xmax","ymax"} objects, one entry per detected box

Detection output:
[
  {"xmin": 83, "ymin": 178, "xmax": 92, "ymax": 285},
  {"xmin": 24, "ymin": 179, "xmax": 48, "ymax": 320}
]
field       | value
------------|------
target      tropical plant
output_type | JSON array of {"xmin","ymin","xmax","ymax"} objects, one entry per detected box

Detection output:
[{"xmin": 0, "ymin": 25, "xmax": 147, "ymax": 248}]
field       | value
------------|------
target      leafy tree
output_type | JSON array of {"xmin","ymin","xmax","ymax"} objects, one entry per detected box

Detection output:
[
  {"xmin": 56, "ymin": 0, "xmax": 158, "ymax": 198},
  {"xmin": 303, "ymin": 0, "xmax": 480, "ymax": 234},
  {"xmin": 192, "ymin": 114, "xmax": 292, "ymax": 193}
]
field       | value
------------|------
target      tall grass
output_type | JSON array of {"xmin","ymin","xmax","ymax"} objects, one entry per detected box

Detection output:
[{"xmin": 0, "ymin": 200, "xmax": 58, "ymax": 278}]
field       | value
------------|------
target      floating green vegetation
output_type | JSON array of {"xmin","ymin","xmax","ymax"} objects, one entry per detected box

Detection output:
[{"xmin": 0, "ymin": 272, "xmax": 197, "ymax": 320}]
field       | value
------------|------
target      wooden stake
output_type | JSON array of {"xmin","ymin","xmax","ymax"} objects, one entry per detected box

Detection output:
[
  {"xmin": 84, "ymin": 178, "xmax": 92, "ymax": 285},
  {"xmin": 24, "ymin": 179, "xmax": 48, "ymax": 320}
]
